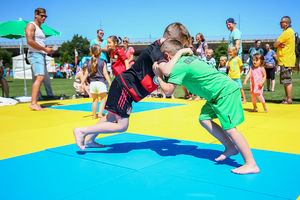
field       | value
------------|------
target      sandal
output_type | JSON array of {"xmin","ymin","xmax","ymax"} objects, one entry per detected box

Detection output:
[{"xmin": 280, "ymin": 99, "xmax": 293, "ymax": 104}]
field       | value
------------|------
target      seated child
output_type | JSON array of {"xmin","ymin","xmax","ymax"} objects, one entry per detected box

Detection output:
[
  {"xmin": 153, "ymin": 39, "xmax": 259, "ymax": 175},
  {"xmin": 73, "ymin": 63, "xmax": 91, "ymax": 97}
]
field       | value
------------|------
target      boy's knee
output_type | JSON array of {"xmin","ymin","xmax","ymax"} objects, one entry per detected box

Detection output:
[
  {"xmin": 119, "ymin": 124, "xmax": 128, "ymax": 133},
  {"xmin": 199, "ymin": 119, "xmax": 209, "ymax": 127},
  {"xmin": 224, "ymin": 127, "xmax": 238, "ymax": 136}
]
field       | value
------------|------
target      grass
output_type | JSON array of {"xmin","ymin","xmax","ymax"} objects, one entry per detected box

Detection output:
[{"xmin": 2, "ymin": 72, "xmax": 300, "ymax": 104}]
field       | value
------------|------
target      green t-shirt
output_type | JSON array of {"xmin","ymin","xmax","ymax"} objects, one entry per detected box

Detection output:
[{"xmin": 168, "ymin": 55, "xmax": 238, "ymax": 101}]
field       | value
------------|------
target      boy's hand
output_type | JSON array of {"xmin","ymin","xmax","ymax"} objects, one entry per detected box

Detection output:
[
  {"xmin": 279, "ymin": 43, "xmax": 285, "ymax": 48},
  {"xmin": 242, "ymin": 81, "xmax": 246, "ymax": 87},
  {"xmin": 152, "ymin": 62, "xmax": 162, "ymax": 77},
  {"xmin": 179, "ymin": 48, "xmax": 194, "ymax": 56}
]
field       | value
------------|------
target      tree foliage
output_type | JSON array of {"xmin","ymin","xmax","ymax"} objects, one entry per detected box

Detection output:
[
  {"xmin": 213, "ymin": 38, "xmax": 228, "ymax": 66},
  {"xmin": 0, "ymin": 48, "xmax": 13, "ymax": 68},
  {"xmin": 58, "ymin": 34, "xmax": 90, "ymax": 65}
]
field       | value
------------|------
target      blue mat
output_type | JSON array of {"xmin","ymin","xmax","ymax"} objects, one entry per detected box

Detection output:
[
  {"xmin": 1, "ymin": 133, "xmax": 299, "ymax": 200},
  {"xmin": 48, "ymin": 101, "xmax": 186, "ymax": 113}
]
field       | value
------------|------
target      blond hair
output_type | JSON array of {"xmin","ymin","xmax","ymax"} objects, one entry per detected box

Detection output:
[
  {"xmin": 163, "ymin": 22, "xmax": 190, "ymax": 46},
  {"xmin": 89, "ymin": 44, "xmax": 101, "ymax": 74},
  {"xmin": 161, "ymin": 39, "xmax": 183, "ymax": 56},
  {"xmin": 220, "ymin": 56, "xmax": 227, "ymax": 62},
  {"xmin": 229, "ymin": 46, "xmax": 237, "ymax": 55},
  {"xmin": 207, "ymin": 49, "xmax": 214, "ymax": 55}
]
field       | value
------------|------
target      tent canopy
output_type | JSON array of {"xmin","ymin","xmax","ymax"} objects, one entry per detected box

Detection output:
[{"xmin": 12, "ymin": 54, "xmax": 55, "ymax": 79}]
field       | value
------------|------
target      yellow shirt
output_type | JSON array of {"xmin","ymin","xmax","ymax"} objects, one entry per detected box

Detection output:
[
  {"xmin": 277, "ymin": 27, "xmax": 296, "ymax": 67},
  {"xmin": 227, "ymin": 56, "xmax": 243, "ymax": 79}
]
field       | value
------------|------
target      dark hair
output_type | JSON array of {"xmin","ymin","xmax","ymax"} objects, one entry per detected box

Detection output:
[
  {"xmin": 97, "ymin": 29, "xmax": 103, "ymax": 34},
  {"xmin": 35, "ymin": 8, "xmax": 46, "ymax": 15},
  {"xmin": 255, "ymin": 40, "xmax": 261, "ymax": 44},
  {"xmin": 108, "ymin": 35, "xmax": 122, "ymax": 45},
  {"xmin": 196, "ymin": 33, "xmax": 205, "ymax": 42},
  {"xmin": 253, "ymin": 53, "xmax": 265, "ymax": 65},
  {"xmin": 282, "ymin": 16, "xmax": 291, "ymax": 24}
]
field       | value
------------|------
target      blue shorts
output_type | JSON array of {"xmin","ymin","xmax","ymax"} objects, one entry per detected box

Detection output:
[
  {"xmin": 28, "ymin": 53, "xmax": 46, "ymax": 76},
  {"xmin": 232, "ymin": 78, "xmax": 243, "ymax": 88}
]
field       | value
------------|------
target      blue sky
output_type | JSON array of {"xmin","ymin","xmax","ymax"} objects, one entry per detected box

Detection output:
[{"xmin": 1, "ymin": 0, "xmax": 300, "ymax": 43}]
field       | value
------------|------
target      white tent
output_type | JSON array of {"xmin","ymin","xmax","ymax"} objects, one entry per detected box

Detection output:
[{"xmin": 12, "ymin": 54, "xmax": 55, "ymax": 79}]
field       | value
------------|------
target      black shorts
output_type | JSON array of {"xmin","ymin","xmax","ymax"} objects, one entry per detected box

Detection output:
[
  {"xmin": 280, "ymin": 66, "xmax": 292, "ymax": 84},
  {"xmin": 105, "ymin": 75, "xmax": 134, "ymax": 118},
  {"xmin": 265, "ymin": 68, "xmax": 275, "ymax": 80}
]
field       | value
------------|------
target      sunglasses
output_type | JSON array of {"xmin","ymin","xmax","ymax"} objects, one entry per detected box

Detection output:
[
  {"xmin": 40, "ymin": 14, "xmax": 47, "ymax": 18},
  {"xmin": 123, "ymin": 41, "xmax": 128, "ymax": 43}
]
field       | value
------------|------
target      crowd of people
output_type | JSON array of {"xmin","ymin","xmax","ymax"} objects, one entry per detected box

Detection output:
[{"xmin": 0, "ymin": 7, "xmax": 295, "ymax": 113}]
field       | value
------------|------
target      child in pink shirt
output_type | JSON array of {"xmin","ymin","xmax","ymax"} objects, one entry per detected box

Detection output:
[{"xmin": 243, "ymin": 53, "xmax": 268, "ymax": 112}]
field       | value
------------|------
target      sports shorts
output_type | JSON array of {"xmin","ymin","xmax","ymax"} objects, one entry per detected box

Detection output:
[
  {"xmin": 105, "ymin": 75, "xmax": 133, "ymax": 118},
  {"xmin": 199, "ymin": 89, "xmax": 244, "ymax": 130}
]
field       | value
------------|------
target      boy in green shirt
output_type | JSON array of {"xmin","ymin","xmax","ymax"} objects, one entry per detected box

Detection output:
[{"xmin": 154, "ymin": 39, "xmax": 259, "ymax": 174}]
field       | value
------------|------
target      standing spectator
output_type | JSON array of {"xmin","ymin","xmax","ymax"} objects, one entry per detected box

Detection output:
[
  {"xmin": 195, "ymin": 33, "xmax": 208, "ymax": 59},
  {"xmin": 0, "ymin": 62, "xmax": 9, "ymax": 97},
  {"xmin": 82, "ymin": 45, "xmax": 111, "ymax": 119},
  {"xmin": 227, "ymin": 46, "xmax": 247, "ymax": 103},
  {"xmin": 243, "ymin": 53, "xmax": 268, "ymax": 112},
  {"xmin": 90, "ymin": 29, "xmax": 109, "ymax": 64},
  {"xmin": 218, "ymin": 56, "xmax": 228, "ymax": 73},
  {"xmin": 226, "ymin": 18, "xmax": 243, "ymax": 59},
  {"xmin": 248, "ymin": 40, "xmax": 264, "ymax": 67},
  {"xmin": 273, "ymin": 16, "xmax": 296, "ymax": 104},
  {"xmin": 25, "ymin": 8, "xmax": 55, "ymax": 111},
  {"xmin": 122, "ymin": 37, "xmax": 135, "ymax": 68},
  {"xmin": 108, "ymin": 36, "xmax": 129, "ymax": 76},
  {"xmin": 264, "ymin": 43, "xmax": 277, "ymax": 92}
]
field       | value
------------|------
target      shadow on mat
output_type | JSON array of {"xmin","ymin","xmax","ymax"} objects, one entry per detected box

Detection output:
[
  {"xmin": 77, "ymin": 139, "xmax": 241, "ymax": 167},
  {"xmin": 41, "ymin": 102, "xmax": 63, "ymax": 107},
  {"xmin": 243, "ymin": 108, "xmax": 257, "ymax": 112}
]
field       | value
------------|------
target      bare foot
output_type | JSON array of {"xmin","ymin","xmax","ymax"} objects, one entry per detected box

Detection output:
[
  {"xmin": 85, "ymin": 141, "xmax": 106, "ymax": 148},
  {"xmin": 194, "ymin": 96, "xmax": 201, "ymax": 101},
  {"xmin": 263, "ymin": 105, "xmax": 268, "ymax": 113},
  {"xmin": 231, "ymin": 164, "xmax": 260, "ymax": 174},
  {"xmin": 215, "ymin": 147, "xmax": 239, "ymax": 161},
  {"xmin": 73, "ymin": 128, "xmax": 86, "ymax": 150},
  {"xmin": 30, "ymin": 104, "xmax": 45, "ymax": 111}
]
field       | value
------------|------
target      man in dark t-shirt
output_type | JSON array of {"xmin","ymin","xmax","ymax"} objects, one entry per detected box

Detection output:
[{"xmin": 73, "ymin": 22, "xmax": 190, "ymax": 150}]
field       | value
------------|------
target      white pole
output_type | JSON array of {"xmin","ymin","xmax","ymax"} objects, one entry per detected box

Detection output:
[{"xmin": 21, "ymin": 38, "xmax": 27, "ymax": 96}]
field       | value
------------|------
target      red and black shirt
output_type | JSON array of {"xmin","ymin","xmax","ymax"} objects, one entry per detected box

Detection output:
[
  {"xmin": 110, "ymin": 47, "xmax": 128, "ymax": 76},
  {"xmin": 119, "ymin": 40, "xmax": 167, "ymax": 102}
]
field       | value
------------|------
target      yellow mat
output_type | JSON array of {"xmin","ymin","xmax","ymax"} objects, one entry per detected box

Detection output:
[{"xmin": 0, "ymin": 98, "xmax": 299, "ymax": 160}]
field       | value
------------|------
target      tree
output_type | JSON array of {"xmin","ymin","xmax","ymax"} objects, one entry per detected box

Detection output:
[
  {"xmin": 213, "ymin": 38, "xmax": 228, "ymax": 66},
  {"xmin": 0, "ymin": 48, "xmax": 13, "ymax": 68},
  {"xmin": 58, "ymin": 34, "xmax": 90, "ymax": 65}
]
